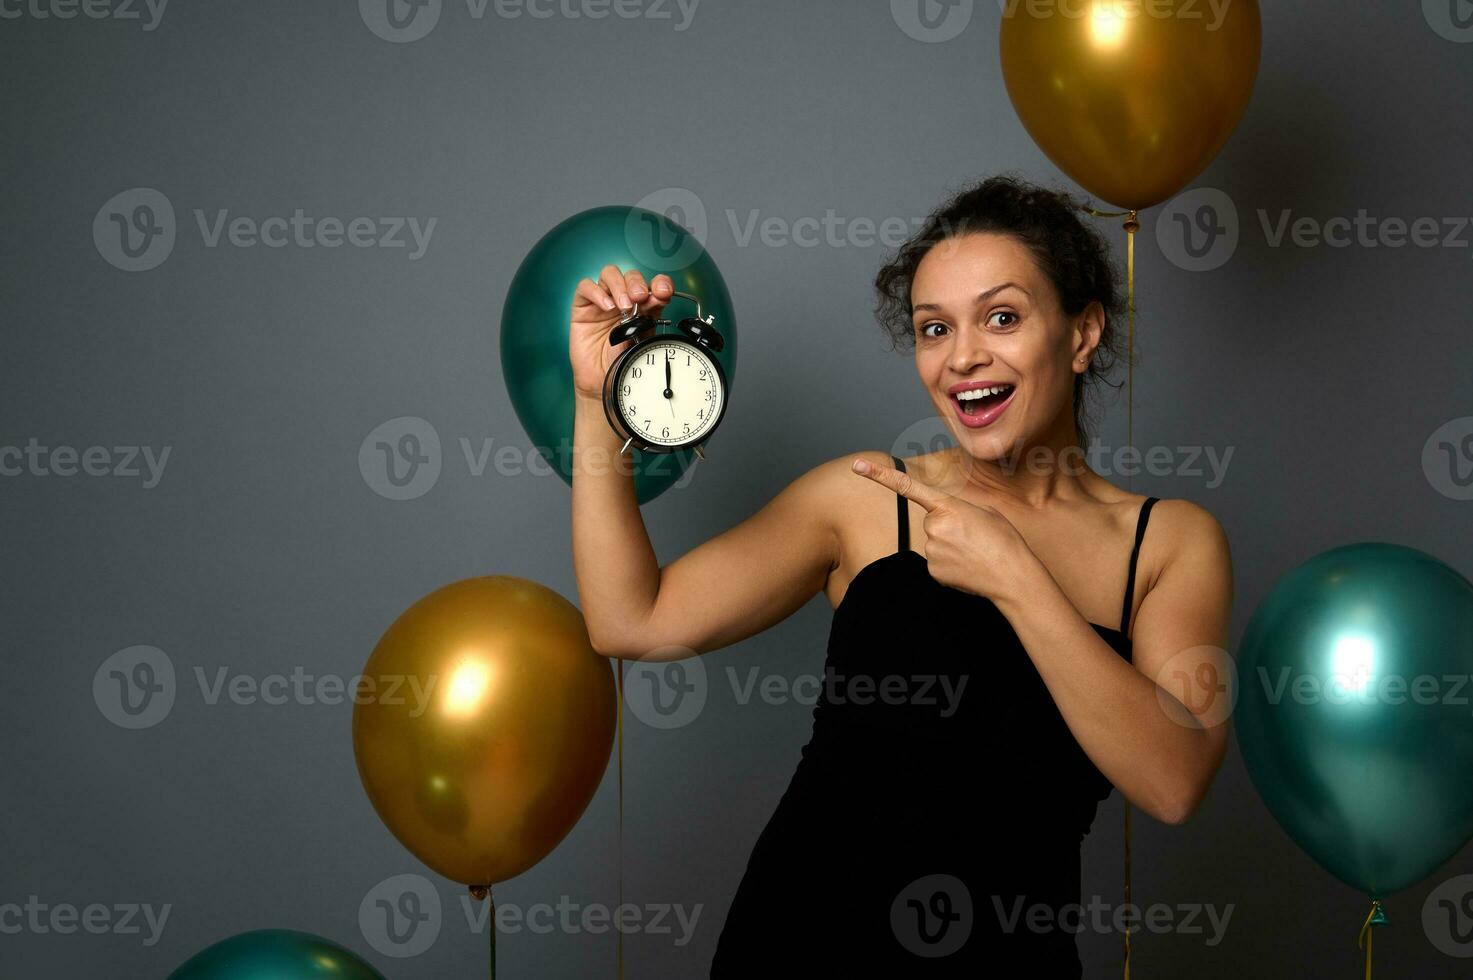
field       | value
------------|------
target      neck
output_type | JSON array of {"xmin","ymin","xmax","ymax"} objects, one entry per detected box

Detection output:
[{"xmin": 949, "ymin": 416, "xmax": 1095, "ymax": 509}]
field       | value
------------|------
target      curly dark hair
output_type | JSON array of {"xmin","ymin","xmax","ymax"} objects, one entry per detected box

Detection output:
[{"xmin": 873, "ymin": 173, "xmax": 1131, "ymax": 451}]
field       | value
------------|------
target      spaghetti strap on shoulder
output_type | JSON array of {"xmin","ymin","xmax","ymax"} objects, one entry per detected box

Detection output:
[
  {"xmin": 1119, "ymin": 497, "xmax": 1161, "ymax": 638},
  {"xmin": 890, "ymin": 455, "xmax": 908, "ymax": 553}
]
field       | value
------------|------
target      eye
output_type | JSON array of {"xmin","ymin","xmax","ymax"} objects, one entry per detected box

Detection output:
[
  {"xmin": 989, "ymin": 310, "xmax": 1019, "ymax": 329},
  {"xmin": 918, "ymin": 321, "xmax": 948, "ymax": 339}
]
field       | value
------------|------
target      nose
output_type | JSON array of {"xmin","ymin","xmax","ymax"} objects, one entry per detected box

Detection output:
[{"xmin": 948, "ymin": 323, "xmax": 994, "ymax": 374}]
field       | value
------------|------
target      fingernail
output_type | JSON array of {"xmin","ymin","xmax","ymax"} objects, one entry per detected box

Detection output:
[
  {"xmin": 600, "ymin": 296, "xmax": 616, "ymax": 310},
  {"xmin": 853, "ymin": 459, "xmax": 870, "ymax": 474}
]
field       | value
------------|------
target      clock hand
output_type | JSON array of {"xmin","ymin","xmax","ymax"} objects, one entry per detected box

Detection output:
[{"xmin": 664, "ymin": 351, "xmax": 672, "ymax": 398}]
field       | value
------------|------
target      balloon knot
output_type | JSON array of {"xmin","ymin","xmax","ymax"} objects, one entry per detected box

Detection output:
[{"xmin": 469, "ymin": 884, "xmax": 490, "ymax": 901}]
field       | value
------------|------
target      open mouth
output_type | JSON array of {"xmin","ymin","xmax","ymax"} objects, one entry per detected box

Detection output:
[{"xmin": 953, "ymin": 384, "xmax": 1015, "ymax": 417}]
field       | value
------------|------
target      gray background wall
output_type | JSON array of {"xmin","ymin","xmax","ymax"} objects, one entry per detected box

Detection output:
[{"xmin": 3, "ymin": 1, "xmax": 1471, "ymax": 977}]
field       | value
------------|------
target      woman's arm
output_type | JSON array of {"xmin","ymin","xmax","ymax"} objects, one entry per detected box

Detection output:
[
  {"xmin": 993, "ymin": 499, "xmax": 1234, "ymax": 825},
  {"xmin": 571, "ymin": 392, "xmax": 844, "ymax": 661}
]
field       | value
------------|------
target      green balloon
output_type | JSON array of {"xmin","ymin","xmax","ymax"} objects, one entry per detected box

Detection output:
[
  {"xmin": 499, "ymin": 205, "xmax": 738, "ymax": 505},
  {"xmin": 1235, "ymin": 543, "xmax": 1473, "ymax": 899},
  {"xmin": 167, "ymin": 928, "xmax": 385, "ymax": 979}
]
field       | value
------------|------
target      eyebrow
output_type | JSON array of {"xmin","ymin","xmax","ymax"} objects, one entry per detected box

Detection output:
[{"xmin": 911, "ymin": 281, "xmax": 1030, "ymax": 316}]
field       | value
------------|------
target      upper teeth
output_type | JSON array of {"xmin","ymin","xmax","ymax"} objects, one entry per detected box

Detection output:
[{"xmin": 957, "ymin": 385, "xmax": 1011, "ymax": 401}]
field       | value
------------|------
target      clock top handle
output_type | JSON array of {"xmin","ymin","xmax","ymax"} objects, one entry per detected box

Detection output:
[{"xmin": 607, "ymin": 289, "xmax": 722, "ymax": 350}]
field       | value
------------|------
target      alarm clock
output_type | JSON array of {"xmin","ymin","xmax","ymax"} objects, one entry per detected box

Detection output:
[{"xmin": 601, "ymin": 290, "xmax": 729, "ymax": 457}]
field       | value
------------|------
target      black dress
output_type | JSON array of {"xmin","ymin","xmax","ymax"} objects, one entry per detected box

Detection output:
[{"xmin": 711, "ymin": 455, "xmax": 1159, "ymax": 977}]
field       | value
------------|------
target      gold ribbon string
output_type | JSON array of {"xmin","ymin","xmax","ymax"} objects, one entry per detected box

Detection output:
[
  {"xmin": 1357, "ymin": 899, "xmax": 1385, "ymax": 979},
  {"xmin": 616, "ymin": 660, "xmax": 626, "ymax": 980},
  {"xmin": 1079, "ymin": 204, "xmax": 1139, "ymax": 980},
  {"xmin": 467, "ymin": 883, "xmax": 496, "ymax": 978}
]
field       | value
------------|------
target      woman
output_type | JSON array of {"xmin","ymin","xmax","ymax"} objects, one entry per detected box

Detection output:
[{"xmin": 567, "ymin": 175, "xmax": 1233, "ymax": 976}]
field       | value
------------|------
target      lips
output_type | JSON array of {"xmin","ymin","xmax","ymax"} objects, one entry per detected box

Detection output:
[{"xmin": 950, "ymin": 385, "xmax": 1017, "ymax": 429}]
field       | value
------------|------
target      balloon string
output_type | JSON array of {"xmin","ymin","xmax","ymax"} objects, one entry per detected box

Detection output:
[
  {"xmin": 1124, "ymin": 212, "xmax": 1136, "ymax": 979},
  {"xmin": 1123, "ymin": 797, "xmax": 1132, "ymax": 979},
  {"xmin": 488, "ymin": 888, "xmax": 497, "ymax": 980},
  {"xmin": 1357, "ymin": 899, "xmax": 1386, "ymax": 979},
  {"xmin": 617, "ymin": 659, "xmax": 626, "ymax": 980},
  {"xmin": 1126, "ymin": 212, "xmax": 1136, "ymax": 491},
  {"xmin": 1082, "ymin": 203, "xmax": 1139, "ymax": 980}
]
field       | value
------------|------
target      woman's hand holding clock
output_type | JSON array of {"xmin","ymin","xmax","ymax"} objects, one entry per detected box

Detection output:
[{"xmin": 570, "ymin": 265, "xmax": 675, "ymax": 402}]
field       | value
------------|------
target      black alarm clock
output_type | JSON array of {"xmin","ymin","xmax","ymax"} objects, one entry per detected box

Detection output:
[{"xmin": 601, "ymin": 290, "xmax": 728, "ymax": 457}]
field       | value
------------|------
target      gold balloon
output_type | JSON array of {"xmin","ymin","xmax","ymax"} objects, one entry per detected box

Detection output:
[
  {"xmin": 1000, "ymin": 0, "xmax": 1261, "ymax": 211},
  {"xmin": 353, "ymin": 576, "xmax": 616, "ymax": 886}
]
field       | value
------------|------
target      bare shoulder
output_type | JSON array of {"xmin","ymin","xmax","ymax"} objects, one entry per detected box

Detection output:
[
  {"xmin": 806, "ymin": 449, "xmax": 897, "ymax": 493},
  {"xmin": 818, "ymin": 448, "xmax": 901, "ymax": 503},
  {"xmin": 1140, "ymin": 497, "xmax": 1233, "ymax": 582},
  {"xmin": 761, "ymin": 450, "xmax": 891, "ymax": 566},
  {"xmin": 785, "ymin": 449, "xmax": 889, "ymax": 492},
  {"xmin": 803, "ymin": 449, "xmax": 906, "ymax": 564},
  {"xmin": 1146, "ymin": 498, "xmax": 1230, "ymax": 552}
]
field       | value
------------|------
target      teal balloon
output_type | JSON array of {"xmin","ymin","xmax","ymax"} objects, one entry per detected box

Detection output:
[
  {"xmin": 167, "ymin": 929, "xmax": 385, "ymax": 979},
  {"xmin": 500, "ymin": 205, "xmax": 738, "ymax": 504},
  {"xmin": 1235, "ymin": 543, "xmax": 1473, "ymax": 898}
]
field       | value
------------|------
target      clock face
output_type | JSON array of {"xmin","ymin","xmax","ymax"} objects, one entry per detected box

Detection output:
[{"xmin": 613, "ymin": 339, "xmax": 724, "ymax": 448}]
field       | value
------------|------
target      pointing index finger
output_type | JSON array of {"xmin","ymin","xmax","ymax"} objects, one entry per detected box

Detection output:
[{"xmin": 851, "ymin": 457, "xmax": 944, "ymax": 512}]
